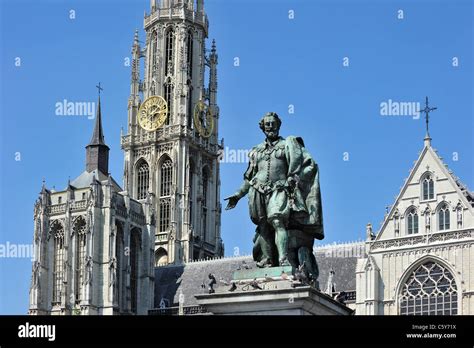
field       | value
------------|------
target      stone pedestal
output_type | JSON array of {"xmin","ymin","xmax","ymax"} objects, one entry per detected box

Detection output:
[{"xmin": 195, "ymin": 267, "xmax": 353, "ymax": 315}]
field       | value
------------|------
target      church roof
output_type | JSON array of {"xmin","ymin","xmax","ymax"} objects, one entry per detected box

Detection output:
[
  {"xmin": 154, "ymin": 245, "xmax": 360, "ymax": 307},
  {"xmin": 70, "ymin": 169, "xmax": 122, "ymax": 191}
]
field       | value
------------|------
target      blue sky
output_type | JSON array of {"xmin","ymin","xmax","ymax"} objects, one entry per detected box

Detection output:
[{"xmin": 0, "ymin": 0, "xmax": 472, "ymax": 314}]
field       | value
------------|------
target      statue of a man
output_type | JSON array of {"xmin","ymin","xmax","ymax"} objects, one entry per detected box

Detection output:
[{"xmin": 225, "ymin": 112, "xmax": 324, "ymax": 269}]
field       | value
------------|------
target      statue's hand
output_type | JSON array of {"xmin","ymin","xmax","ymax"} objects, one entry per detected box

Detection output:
[
  {"xmin": 224, "ymin": 195, "xmax": 240, "ymax": 210},
  {"xmin": 287, "ymin": 176, "xmax": 297, "ymax": 190}
]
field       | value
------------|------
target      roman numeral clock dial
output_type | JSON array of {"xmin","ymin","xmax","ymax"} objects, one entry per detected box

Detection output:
[{"xmin": 138, "ymin": 96, "xmax": 168, "ymax": 131}]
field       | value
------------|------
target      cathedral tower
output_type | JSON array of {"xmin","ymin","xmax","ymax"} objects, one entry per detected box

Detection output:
[{"xmin": 121, "ymin": 0, "xmax": 224, "ymax": 265}]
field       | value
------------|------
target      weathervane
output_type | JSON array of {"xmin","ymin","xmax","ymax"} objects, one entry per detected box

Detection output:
[{"xmin": 418, "ymin": 96, "xmax": 437, "ymax": 138}]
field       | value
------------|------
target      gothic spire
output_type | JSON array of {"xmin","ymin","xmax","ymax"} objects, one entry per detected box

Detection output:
[
  {"xmin": 88, "ymin": 95, "xmax": 106, "ymax": 146},
  {"xmin": 211, "ymin": 39, "xmax": 216, "ymax": 54},
  {"xmin": 86, "ymin": 85, "xmax": 110, "ymax": 175}
]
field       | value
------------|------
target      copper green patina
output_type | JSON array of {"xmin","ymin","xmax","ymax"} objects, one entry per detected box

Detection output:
[{"xmin": 225, "ymin": 112, "xmax": 324, "ymax": 286}]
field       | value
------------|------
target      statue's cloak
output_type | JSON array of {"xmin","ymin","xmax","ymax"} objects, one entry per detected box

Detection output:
[{"xmin": 285, "ymin": 136, "xmax": 324, "ymax": 240}]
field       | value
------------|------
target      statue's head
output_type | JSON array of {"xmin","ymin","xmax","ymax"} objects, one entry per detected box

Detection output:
[{"xmin": 259, "ymin": 112, "xmax": 282, "ymax": 141}]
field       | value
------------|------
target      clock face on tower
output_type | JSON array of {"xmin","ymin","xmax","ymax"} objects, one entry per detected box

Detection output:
[
  {"xmin": 138, "ymin": 96, "xmax": 168, "ymax": 131},
  {"xmin": 193, "ymin": 100, "xmax": 214, "ymax": 138}
]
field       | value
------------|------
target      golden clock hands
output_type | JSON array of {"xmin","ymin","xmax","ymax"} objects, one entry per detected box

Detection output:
[{"xmin": 138, "ymin": 96, "xmax": 168, "ymax": 131}]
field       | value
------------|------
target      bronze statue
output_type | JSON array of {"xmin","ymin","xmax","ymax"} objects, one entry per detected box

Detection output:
[{"xmin": 225, "ymin": 112, "xmax": 324, "ymax": 284}]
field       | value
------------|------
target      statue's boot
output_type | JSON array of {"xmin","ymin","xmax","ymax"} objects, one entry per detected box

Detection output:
[
  {"xmin": 255, "ymin": 222, "xmax": 275, "ymax": 268},
  {"xmin": 256, "ymin": 258, "xmax": 273, "ymax": 268},
  {"xmin": 279, "ymin": 256, "xmax": 290, "ymax": 266},
  {"xmin": 273, "ymin": 221, "xmax": 290, "ymax": 267}
]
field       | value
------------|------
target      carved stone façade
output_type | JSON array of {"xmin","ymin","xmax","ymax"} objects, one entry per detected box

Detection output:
[
  {"xmin": 29, "ymin": 0, "xmax": 222, "ymax": 315},
  {"xmin": 356, "ymin": 133, "xmax": 474, "ymax": 315}
]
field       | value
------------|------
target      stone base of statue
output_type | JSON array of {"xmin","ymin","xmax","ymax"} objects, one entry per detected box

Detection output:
[{"xmin": 195, "ymin": 267, "xmax": 353, "ymax": 315}]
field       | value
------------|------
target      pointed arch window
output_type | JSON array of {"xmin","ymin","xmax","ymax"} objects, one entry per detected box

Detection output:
[
  {"xmin": 438, "ymin": 203, "xmax": 450, "ymax": 231},
  {"xmin": 115, "ymin": 223, "xmax": 124, "ymax": 309},
  {"xmin": 422, "ymin": 173, "xmax": 434, "ymax": 201},
  {"xmin": 130, "ymin": 229, "xmax": 140, "ymax": 314},
  {"xmin": 160, "ymin": 159, "xmax": 173, "ymax": 197},
  {"xmin": 164, "ymin": 81, "xmax": 173, "ymax": 125},
  {"xmin": 74, "ymin": 217, "xmax": 87, "ymax": 303},
  {"xmin": 159, "ymin": 158, "xmax": 173, "ymax": 233},
  {"xmin": 187, "ymin": 83, "xmax": 193, "ymax": 128},
  {"xmin": 137, "ymin": 160, "xmax": 150, "ymax": 200},
  {"xmin": 406, "ymin": 208, "xmax": 418, "ymax": 235},
  {"xmin": 399, "ymin": 261, "xmax": 458, "ymax": 315},
  {"xmin": 202, "ymin": 168, "xmax": 209, "ymax": 241},
  {"xmin": 52, "ymin": 222, "xmax": 65, "ymax": 304},
  {"xmin": 189, "ymin": 162, "xmax": 194, "ymax": 227},
  {"xmin": 186, "ymin": 30, "xmax": 193, "ymax": 79},
  {"xmin": 164, "ymin": 28, "xmax": 174, "ymax": 75},
  {"xmin": 151, "ymin": 31, "xmax": 158, "ymax": 73}
]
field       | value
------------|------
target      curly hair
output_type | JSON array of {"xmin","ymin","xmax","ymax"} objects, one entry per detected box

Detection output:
[{"xmin": 259, "ymin": 112, "xmax": 282, "ymax": 132}]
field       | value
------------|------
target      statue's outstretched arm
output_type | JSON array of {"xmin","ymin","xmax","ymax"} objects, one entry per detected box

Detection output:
[
  {"xmin": 234, "ymin": 179, "xmax": 250, "ymax": 199},
  {"xmin": 224, "ymin": 179, "xmax": 250, "ymax": 210},
  {"xmin": 225, "ymin": 148, "xmax": 256, "ymax": 210}
]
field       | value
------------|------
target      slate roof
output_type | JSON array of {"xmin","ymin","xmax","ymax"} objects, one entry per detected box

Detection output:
[
  {"xmin": 70, "ymin": 169, "xmax": 122, "ymax": 191},
  {"xmin": 154, "ymin": 242, "xmax": 363, "ymax": 308}
]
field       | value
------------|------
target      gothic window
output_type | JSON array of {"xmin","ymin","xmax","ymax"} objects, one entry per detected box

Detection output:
[
  {"xmin": 74, "ymin": 217, "xmax": 87, "ymax": 303},
  {"xmin": 187, "ymin": 83, "xmax": 193, "ymax": 128},
  {"xmin": 406, "ymin": 208, "xmax": 418, "ymax": 235},
  {"xmin": 160, "ymin": 158, "xmax": 173, "ymax": 196},
  {"xmin": 52, "ymin": 221, "xmax": 64, "ymax": 304},
  {"xmin": 159, "ymin": 158, "xmax": 173, "ymax": 233},
  {"xmin": 399, "ymin": 261, "xmax": 458, "ymax": 315},
  {"xmin": 189, "ymin": 162, "xmax": 194, "ymax": 227},
  {"xmin": 164, "ymin": 27, "xmax": 174, "ymax": 75},
  {"xmin": 115, "ymin": 223, "xmax": 124, "ymax": 308},
  {"xmin": 151, "ymin": 31, "xmax": 157, "ymax": 73},
  {"xmin": 159, "ymin": 200, "xmax": 171, "ymax": 233},
  {"xmin": 164, "ymin": 81, "xmax": 173, "ymax": 125},
  {"xmin": 438, "ymin": 203, "xmax": 450, "ymax": 231},
  {"xmin": 58, "ymin": 197, "xmax": 62, "ymax": 204},
  {"xmin": 186, "ymin": 30, "xmax": 193, "ymax": 79},
  {"xmin": 202, "ymin": 168, "xmax": 209, "ymax": 241},
  {"xmin": 130, "ymin": 229, "xmax": 140, "ymax": 314},
  {"xmin": 136, "ymin": 160, "xmax": 150, "ymax": 200},
  {"xmin": 422, "ymin": 173, "xmax": 434, "ymax": 201}
]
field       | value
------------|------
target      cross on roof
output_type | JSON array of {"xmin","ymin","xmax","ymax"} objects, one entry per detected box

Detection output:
[
  {"xmin": 418, "ymin": 96, "xmax": 437, "ymax": 138},
  {"xmin": 96, "ymin": 82, "xmax": 104, "ymax": 97}
]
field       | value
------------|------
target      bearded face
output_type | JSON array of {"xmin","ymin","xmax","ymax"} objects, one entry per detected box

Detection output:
[{"xmin": 262, "ymin": 116, "xmax": 280, "ymax": 141}]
